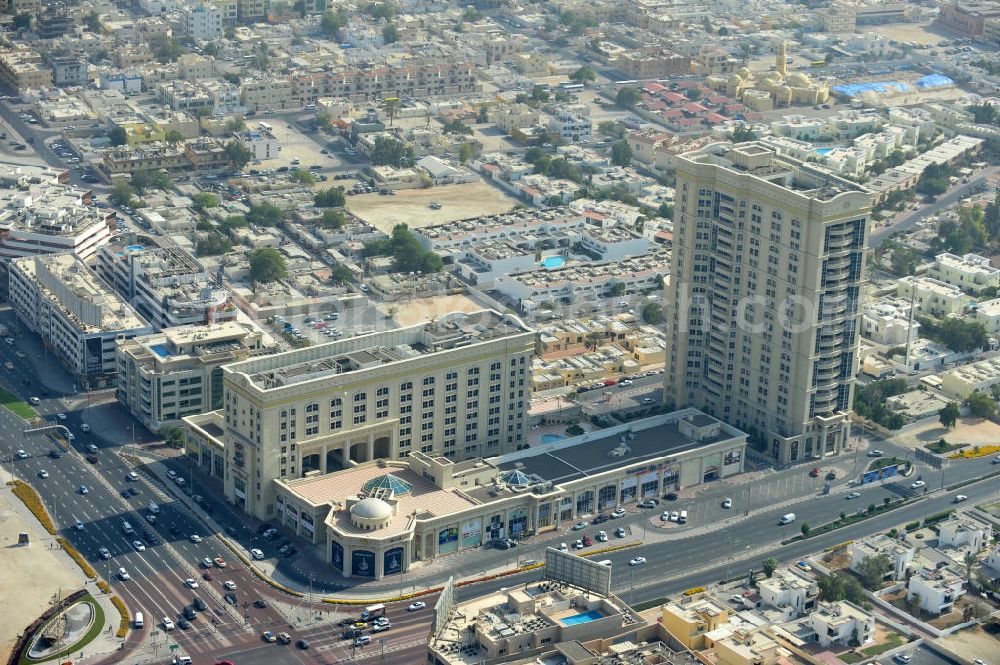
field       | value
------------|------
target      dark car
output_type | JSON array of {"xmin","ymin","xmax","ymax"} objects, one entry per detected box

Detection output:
[
  {"xmin": 283, "ymin": 546, "xmax": 297, "ymax": 558},
  {"xmin": 49, "ymin": 450, "xmax": 62, "ymax": 459},
  {"xmin": 592, "ymin": 515, "xmax": 609, "ymax": 525},
  {"xmin": 128, "ymin": 487, "xmax": 140, "ymax": 496},
  {"xmin": 257, "ymin": 523, "xmax": 273, "ymax": 534},
  {"xmin": 224, "ymin": 593, "xmax": 237, "ymax": 605},
  {"xmin": 343, "ymin": 628, "xmax": 363, "ymax": 639},
  {"xmin": 254, "ymin": 599, "xmax": 268, "ymax": 609},
  {"xmin": 177, "ymin": 618, "xmax": 191, "ymax": 629},
  {"xmin": 183, "ymin": 606, "xmax": 197, "ymax": 620},
  {"xmin": 121, "ymin": 489, "xmax": 131, "ymax": 498},
  {"xmin": 297, "ymin": 639, "xmax": 310, "ymax": 650},
  {"xmin": 193, "ymin": 597, "xmax": 207, "ymax": 612},
  {"xmin": 663, "ymin": 493, "xmax": 678, "ymax": 501}
]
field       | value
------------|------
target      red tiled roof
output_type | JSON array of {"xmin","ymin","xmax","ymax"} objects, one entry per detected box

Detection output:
[
  {"xmin": 644, "ymin": 83, "xmax": 668, "ymax": 93},
  {"xmin": 704, "ymin": 113, "xmax": 727, "ymax": 123}
]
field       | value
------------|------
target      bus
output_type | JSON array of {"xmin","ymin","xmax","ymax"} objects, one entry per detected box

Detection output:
[
  {"xmin": 615, "ymin": 79, "xmax": 638, "ymax": 87},
  {"xmin": 810, "ymin": 60, "xmax": 826, "ymax": 67},
  {"xmin": 560, "ymin": 83, "xmax": 584, "ymax": 93}
]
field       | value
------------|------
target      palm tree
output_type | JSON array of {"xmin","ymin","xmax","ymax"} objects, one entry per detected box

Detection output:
[
  {"xmin": 585, "ymin": 332, "xmax": 602, "ymax": 352},
  {"xmin": 384, "ymin": 98, "xmax": 399, "ymax": 127},
  {"xmin": 963, "ymin": 551, "xmax": 978, "ymax": 587}
]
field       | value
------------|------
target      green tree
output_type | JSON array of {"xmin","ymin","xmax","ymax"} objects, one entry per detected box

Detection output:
[
  {"xmin": 330, "ymin": 264, "xmax": 353, "ymax": 284},
  {"xmin": 320, "ymin": 10, "xmax": 348, "ymax": 36},
  {"xmin": 762, "ymin": 557, "xmax": 779, "ymax": 578},
  {"xmin": 191, "ymin": 192, "xmax": 219, "ymax": 210},
  {"xmin": 731, "ymin": 124, "xmax": 757, "ymax": 142},
  {"xmin": 223, "ymin": 72, "xmax": 241, "ymax": 85},
  {"xmin": 152, "ymin": 36, "xmax": 184, "ymax": 63},
  {"xmin": 247, "ymin": 202, "xmax": 284, "ymax": 226},
  {"xmin": 609, "ymin": 282, "xmax": 626, "ymax": 297},
  {"xmin": 370, "ymin": 136, "xmax": 415, "ymax": 167},
  {"xmin": 248, "ymin": 248, "xmax": 287, "ymax": 284},
  {"xmin": 611, "ymin": 140, "xmax": 632, "ymax": 166},
  {"xmin": 224, "ymin": 141, "xmax": 254, "ymax": 171},
  {"xmin": 890, "ymin": 246, "xmax": 921, "ymax": 276},
  {"xmin": 570, "ymin": 65, "xmax": 596, "ymax": 85},
  {"xmin": 916, "ymin": 162, "xmax": 950, "ymax": 197},
  {"xmin": 163, "ymin": 129, "xmax": 185, "ymax": 146},
  {"xmin": 364, "ymin": 224, "xmax": 442, "ymax": 274},
  {"xmin": 314, "ymin": 187, "xmax": 346, "ymax": 207},
  {"xmin": 108, "ymin": 180, "xmax": 135, "ymax": 207},
  {"xmin": 801, "ymin": 523, "xmax": 811, "ymax": 538},
  {"xmin": 12, "ymin": 13, "xmax": 31, "ymax": 30},
  {"xmin": 382, "ymin": 24, "xmax": 399, "ymax": 44},
  {"xmin": 131, "ymin": 169, "xmax": 171, "ymax": 194},
  {"xmin": 201, "ymin": 43, "xmax": 218, "ymax": 57},
  {"xmin": 109, "ymin": 126, "xmax": 128, "ymax": 146},
  {"xmin": 221, "ymin": 215, "xmax": 248, "ymax": 230},
  {"xmin": 918, "ymin": 316, "xmax": 988, "ymax": 353},
  {"xmin": 853, "ymin": 378, "xmax": 908, "ymax": 430},
  {"xmin": 196, "ymin": 232, "xmax": 232, "ymax": 256},
  {"xmin": 967, "ymin": 102, "xmax": 998, "ymax": 126},
  {"xmin": 319, "ymin": 209, "xmax": 345, "ymax": 229},
  {"xmin": 641, "ymin": 302, "xmax": 664, "ymax": 324},
  {"xmin": 615, "ymin": 87, "xmax": 641, "ymax": 108},
  {"xmin": 886, "ymin": 149, "xmax": 907, "ymax": 167},
  {"xmin": 84, "ymin": 11, "xmax": 102, "ymax": 33},
  {"xmin": 366, "ymin": 2, "xmax": 395, "ymax": 20},
  {"xmin": 165, "ymin": 428, "xmax": 185, "ymax": 448},
  {"xmin": 291, "ymin": 170, "xmax": 317, "ymax": 185},
  {"xmin": 598, "ymin": 120, "xmax": 626, "ymax": 139},
  {"xmin": 458, "ymin": 142, "xmax": 474, "ymax": 164},
  {"xmin": 856, "ymin": 554, "xmax": 891, "ymax": 590},
  {"xmin": 965, "ymin": 391, "xmax": 996, "ymax": 418},
  {"xmin": 939, "ymin": 401, "xmax": 960, "ymax": 429},
  {"xmin": 442, "ymin": 120, "xmax": 473, "ymax": 135},
  {"xmin": 225, "ymin": 117, "xmax": 247, "ymax": 133}
]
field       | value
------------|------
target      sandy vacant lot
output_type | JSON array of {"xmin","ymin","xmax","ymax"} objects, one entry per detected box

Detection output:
[
  {"xmin": 253, "ymin": 117, "xmax": 335, "ymax": 170},
  {"xmin": 389, "ymin": 294, "xmax": 487, "ymax": 327},
  {"xmin": 0, "ymin": 488, "xmax": 80, "ymax": 663},
  {"xmin": 935, "ymin": 624, "xmax": 999, "ymax": 664},
  {"xmin": 348, "ymin": 180, "xmax": 521, "ymax": 234},
  {"xmin": 891, "ymin": 416, "xmax": 1000, "ymax": 451},
  {"xmin": 870, "ymin": 22, "xmax": 956, "ymax": 45}
]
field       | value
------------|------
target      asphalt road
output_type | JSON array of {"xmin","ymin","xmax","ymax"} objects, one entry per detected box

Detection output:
[{"xmin": 870, "ymin": 166, "xmax": 1000, "ymax": 248}]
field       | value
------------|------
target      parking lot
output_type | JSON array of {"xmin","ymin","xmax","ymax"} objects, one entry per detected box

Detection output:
[
  {"xmin": 268, "ymin": 303, "xmax": 393, "ymax": 348},
  {"xmin": 250, "ymin": 117, "xmax": 340, "ymax": 170}
]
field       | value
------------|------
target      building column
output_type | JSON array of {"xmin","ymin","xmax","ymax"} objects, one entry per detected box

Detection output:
[
  {"xmin": 367, "ymin": 431, "xmax": 375, "ymax": 461},
  {"xmin": 320, "ymin": 445, "xmax": 328, "ymax": 473},
  {"xmin": 342, "ymin": 441, "xmax": 351, "ymax": 464}
]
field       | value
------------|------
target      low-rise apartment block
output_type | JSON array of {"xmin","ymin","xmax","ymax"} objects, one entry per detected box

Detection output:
[
  {"xmin": 96, "ymin": 241, "xmax": 236, "ymax": 330},
  {"xmin": 930, "ymin": 252, "xmax": 1000, "ymax": 293},
  {"xmin": 117, "ymin": 322, "xmax": 269, "ymax": 431},
  {"xmin": 234, "ymin": 129, "xmax": 279, "ymax": 161},
  {"xmin": 850, "ymin": 534, "xmax": 914, "ymax": 581},
  {"xmin": 757, "ymin": 568, "xmax": 819, "ymax": 619},
  {"xmin": 806, "ymin": 601, "xmax": 875, "ymax": 648},
  {"xmin": 495, "ymin": 251, "xmax": 667, "ymax": 313},
  {"xmin": 862, "ymin": 298, "xmax": 919, "ymax": 346},
  {"xmin": 9, "ymin": 253, "xmax": 151, "ymax": 388},
  {"xmin": 0, "ymin": 48, "xmax": 53, "ymax": 92},
  {"xmin": 0, "ymin": 185, "xmax": 113, "ymax": 264},
  {"xmin": 937, "ymin": 512, "xmax": 992, "ymax": 552},
  {"xmin": 895, "ymin": 275, "xmax": 970, "ymax": 318},
  {"xmin": 938, "ymin": 355, "xmax": 1000, "ymax": 399}
]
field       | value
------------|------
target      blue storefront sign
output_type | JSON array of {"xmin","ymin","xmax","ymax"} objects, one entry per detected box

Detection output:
[
  {"xmin": 861, "ymin": 464, "xmax": 898, "ymax": 484},
  {"xmin": 332, "ymin": 541, "xmax": 344, "ymax": 571},
  {"xmin": 352, "ymin": 550, "xmax": 375, "ymax": 577},
  {"xmin": 384, "ymin": 547, "xmax": 404, "ymax": 576}
]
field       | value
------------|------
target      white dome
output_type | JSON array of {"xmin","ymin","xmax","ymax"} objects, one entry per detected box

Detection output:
[{"xmin": 351, "ymin": 497, "xmax": 393, "ymax": 520}]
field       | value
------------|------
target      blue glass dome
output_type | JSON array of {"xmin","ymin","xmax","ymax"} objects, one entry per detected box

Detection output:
[{"xmin": 361, "ymin": 474, "xmax": 413, "ymax": 496}]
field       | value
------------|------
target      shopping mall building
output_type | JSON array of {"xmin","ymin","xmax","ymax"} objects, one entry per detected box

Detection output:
[{"xmin": 272, "ymin": 408, "xmax": 748, "ymax": 580}]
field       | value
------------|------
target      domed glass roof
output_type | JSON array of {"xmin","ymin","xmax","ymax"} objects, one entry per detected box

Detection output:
[
  {"xmin": 499, "ymin": 469, "xmax": 532, "ymax": 486},
  {"xmin": 361, "ymin": 474, "xmax": 413, "ymax": 496}
]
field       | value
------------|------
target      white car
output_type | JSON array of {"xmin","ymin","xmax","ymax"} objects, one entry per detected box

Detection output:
[
  {"xmin": 250, "ymin": 548, "xmax": 264, "ymax": 560},
  {"xmin": 56, "ymin": 413, "xmax": 67, "ymax": 420},
  {"xmin": 118, "ymin": 568, "xmax": 130, "ymax": 581},
  {"xmin": 189, "ymin": 534, "xmax": 202, "ymax": 543},
  {"xmin": 597, "ymin": 530, "xmax": 608, "ymax": 542},
  {"xmin": 223, "ymin": 580, "xmax": 236, "ymax": 590},
  {"xmin": 629, "ymin": 556, "xmax": 647, "ymax": 566},
  {"xmin": 559, "ymin": 542, "xmax": 568, "ymax": 551},
  {"xmin": 162, "ymin": 617, "xmax": 175, "ymax": 631},
  {"xmin": 722, "ymin": 498, "xmax": 732, "ymax": 509},
  {"xmin": 611, "ymin": 508, "xmax": 626, "ymax": 518},
  {"xmin": 954, "ymin": 494, "xmax": 968, "ymax": 503},
  {"xmin": 184, "ymin": 578, "xmax": 199, "ymax": 589},
  {"xmin": 15, "ymin": 449, "xmax": 27, "ymax": 459},
  {"xmin": 408, "ymin": 601, "xmax": 426, "ymax": 611},
  {"xmin": 670, "ymin": 511, "xmax": 680, "ymax": 522},
  {"xmin": 132, "ymin": 540, "xmax": 146, "ymax": 552},
  {"xmin": 910, "ymin": 480, "xmax": 926, "ymax": 489},
  {"xmin": 38, "ymin": 470, "xmax": 48, "ymax": 479}
]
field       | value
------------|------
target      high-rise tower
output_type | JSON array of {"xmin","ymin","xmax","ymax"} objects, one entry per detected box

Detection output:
[{"xmin": 664, "ymin": 143, "xmax": 871, "ymax": 464}]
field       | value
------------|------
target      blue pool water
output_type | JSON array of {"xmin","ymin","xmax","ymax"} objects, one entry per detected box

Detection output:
[
  {"xmin": 150, "ymin": 344, "xmax": 173, "ymax": 358},
  {"xmin": 560, "ymin": 610, "xmax": 603, "ymax": 626},
  {"xmin": 814, "ymin": 148, "xmax": 835, "ymax": 155},
  {"xmin": 126, "ymin": 245, "xmax": 145, "ymax": 251},
  {"xmin": 542, "ymin": 256, "xmax": 566, "ymax": 269},
  {"xmin": 540, "ymin": 434, "xmax": 565, "ymax": 444}
]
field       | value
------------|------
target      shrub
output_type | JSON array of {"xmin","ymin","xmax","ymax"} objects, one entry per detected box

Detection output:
[
  {"xmin": 97, "ymin": 580, "xmax": 110, "ymax": 594},
  {"xmin": 57, "ymin": 537, "xmax": 97, "ymax": 578},
  {"xmin": 11, "ymin": 479, "xmax": 56, "ymax": 535},
  {"xmin": 905, "ymin": 521, "xmax": 921, "ymax": 532},
  {"xmin": 111, "ymin": 595, "xmax": 129, "ymax": 638},
  {"xmin": 683, "ymin": 587, "xmax": 705, "ymax": 596},
  {"xmin": 923, "ymin": 510, "xmax": 952, "ymax": 527}
]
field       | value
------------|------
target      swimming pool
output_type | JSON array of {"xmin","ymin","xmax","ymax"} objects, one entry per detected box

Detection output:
[
  {"xmin": 540, "ymin": 434, "xmax": 565, "ymax": 444},
  {"xmin": 125, "ymin": 245, "xmax": 145, "ymax": 251},
  {"xmin": 560, "ymin": 610, "xmax": 603, "ymax": 626},
  {"xmin": 814, "ymin": 148, "xmax": 835, "ymax": 156},
  {"xmin": 542, "ymin": 256, "xmax": 566, "ymax": 269}
]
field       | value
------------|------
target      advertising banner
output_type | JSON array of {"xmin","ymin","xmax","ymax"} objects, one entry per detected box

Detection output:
[{"xmin": 352, "ymin": 549, "xmax": 375, "ymax": 577}]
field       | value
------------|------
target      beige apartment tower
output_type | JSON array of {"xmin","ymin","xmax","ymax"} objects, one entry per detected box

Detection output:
[
  {"xmin": 219, "ymin": 311, "xmax": 535, "ymax": 520},
  {"xmin": 664, "ymin": 143, "xmax": 871, "ymax": 464}
]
